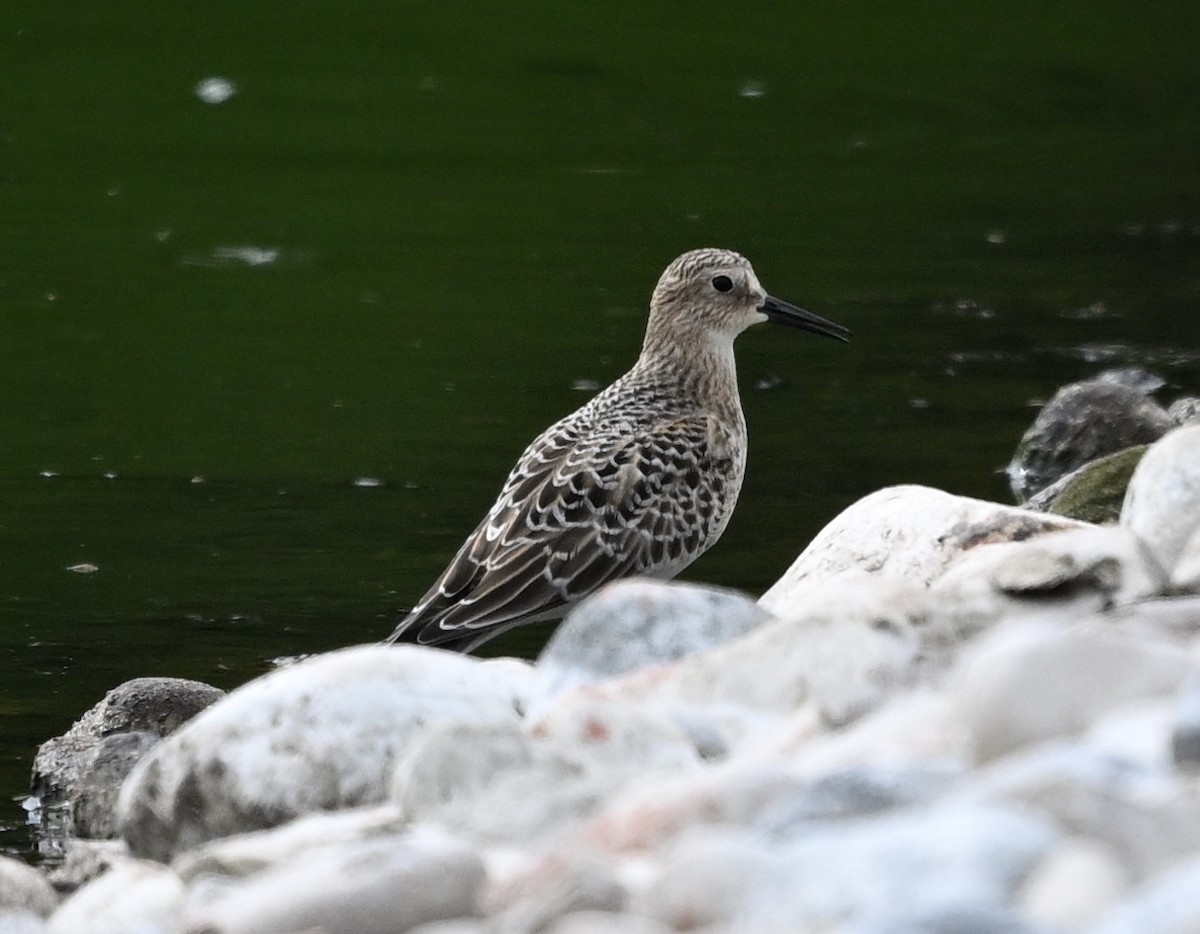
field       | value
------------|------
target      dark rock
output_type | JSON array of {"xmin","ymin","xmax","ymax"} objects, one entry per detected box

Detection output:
[
  {"xmin": 71, "ymin": 732, "xmax": 161, "ymax": 839},
  {"xmin": 31, "ymin": 677, "xmax": 224, "ymax": 839},
  {"xmin": 1169, "ymin": 396, "xmax": 1200, "ymax": 427},
  {"xmin": 1171, "ymin": 673, "xmax": 1200, "ymax": 770},
  {"xmin": 1007, "ymin": 373, "xmax": 1173, "ymax": 502}
]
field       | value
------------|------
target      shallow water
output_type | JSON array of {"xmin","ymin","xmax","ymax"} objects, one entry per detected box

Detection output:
[{"xmin": 3, "ymin": 2, "xmax": 1200, "ymax": 859}]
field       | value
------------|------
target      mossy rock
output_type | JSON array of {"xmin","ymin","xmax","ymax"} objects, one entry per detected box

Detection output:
[{"xmin": 1028, "ymin": 445, "xmax": 1148, "ymax": 524}]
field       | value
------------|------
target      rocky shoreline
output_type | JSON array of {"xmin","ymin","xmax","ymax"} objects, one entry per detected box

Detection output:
[{"xmin": 3, "ymin": 371, "xmax": 1200, "ymax": 933}]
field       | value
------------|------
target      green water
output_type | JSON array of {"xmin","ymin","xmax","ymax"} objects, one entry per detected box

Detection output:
[{"xmin": 3, "ymin": 3, "xmax": 1200, "ymax": 858}]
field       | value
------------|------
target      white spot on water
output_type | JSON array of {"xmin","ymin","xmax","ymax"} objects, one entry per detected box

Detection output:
[
  {"xmin": 985, "ymin": 229, "xmax": 1007, "ymax": 245},
  {"xmin": 571, "ymin": 378, "xmax": 601, "ymax": 392},
  {"xmin": 1060, "ymin": 302, "xmax": 1110, "ymax": 320},
  {"xmin": 738, "ymin": 80, "xmax": 766, "ymax": 99},
  {"xmin": 213, "ymin": 245, "xmax": 280, "ymax": 266},
  {"xmin": 39, "ymin": 470, "xmax": 57, "ymax": 478},
  {"xmin": 354, "ymin": 477, "xmax": 384, "ymax": 488},
  {"xmin": 183, "ymin": 245, "xmax": 283, "ymax": 268},
  {"xmin": 66, "ymin": 563, "xmax": 99, "ymax": 574},
  {"xmin": 195, "ymin": 76, "xmax": 238, "ymax": 105}
]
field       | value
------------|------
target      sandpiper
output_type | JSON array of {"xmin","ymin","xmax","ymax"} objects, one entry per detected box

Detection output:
[{"xmin": 388, "ymin": 248, "xmax": 850, "ymax": 651}]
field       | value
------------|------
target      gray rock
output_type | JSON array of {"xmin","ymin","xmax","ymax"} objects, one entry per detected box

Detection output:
[
  {"xmin": 0, "ymin": 856, "xmax": 58, "ymax": 917},
  {"xmin": 1024, "ymin": 445, "xmax": 1148, "ymax": 524},
  {"xmin": 759, "ymin": 485, "xmax": 1084, "ymax": 617},
  {"xmin": 1171, "ymin": 672, "xmax": 1200, "ymax": 770},
  {"xmin": 1122, "ymin": 423, "xmax": 1200, "ymax": 573},
  {"xmin": 185, "ymin": 831, "xmax": 485, "ymax": 934},
  {"xmin": 117, "ymin": 645, "xmax": 531, "ymax": 861},
  {"xmin": 1168, "ymin": 396, "xmax": 1200, "ymax": 426},
  {"xmin": 755, "ymin": 762, "xmax": 961, "ymax": 838},
  {"xmin": 30, "ymin": 677, "xmax": 223, "ymax": 838},
  {"xmin": 534, "ymin": 579, "xmax": 771, "ymax": 705},
  {"xmin": 43, "ymin": 840, "xmax": 129, "ymax": 895},
  {"xmin": 1089, "ymin": 853, "xmax": 1200, "ymax": 934},
  {"xmin": 1008, "ymin": 373, "xmax": 1173, "ymax": 501}
]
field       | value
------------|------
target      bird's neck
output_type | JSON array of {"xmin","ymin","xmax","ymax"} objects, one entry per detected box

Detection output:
[{"xmin": 636, "ymin": 327, "xmax": 743, "ymax": 418}]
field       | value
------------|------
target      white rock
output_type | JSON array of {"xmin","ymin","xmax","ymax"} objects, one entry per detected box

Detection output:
[
  {"xmin": 543, "ymin": 911, "xmax": 670, "ymax": 934},
  {"xmin": 932, "ymin": 524, "xmax": 1168, "ymax": 636},
  {"xmin": 1090, "ymin": 852, "xmax": 1200, "ymax": 934},
  {"xmin": 184, "ymin": 829, "xmax": 485, "ymax": 934},
  {"xmin": 482, "ymin": 848, "xmax": 625, "ymax": 932},
  {"xmin": 578, "ymin": 762, "xmax": 805, "ymax": 854},
  {"xmin": 534, "ymin": 579, "xmax": 771, "ymax": 707},
  {"xmin": 1086, "ymin": 698, "xmax": 1174, "ymax": 770},
  {"xmin": 950, "ymin": 619, "xmax": 1190, "ymax": 762},
  {"xmin": 1018, "ymin": 837, "xmax": 1129, "ymax": 928},
  {"xmin": 964, "ymin": 742, "xmax": 1200, "ymax": 880},
  {"xmin": 174, "ymin": 805, "xmax": 406, "ymax": 881},
  {"xmin": 46, "ymin": 859, "xmax": 185, "ymax": 934},
  {"xmin": 759, "ymin": 485, "xmax": 1083, "ymax": 616},
  {"xmin": 635, "ymin": 804, "xmax": 1054, "ymax": 930},
  {"xmin": 1172, "ymin": 522, "xmax": 1200, "ymax": 592},
  {"xmin": 1122, "ymin": 423, "xmax": 1200, "ymax": 572},
  {"xmin": 392, "ymin": 720, "xmax": 597, "ymax": 843},
  {"xmin": 755, "ymin": 689, "xmax": 970, "ymax": 778},
  {"xmin": 394, "ymin": 697, "xmax": 700, "ymax": 845},
  {"xmin": 528, "ymin": 693, "xmax": 701, "ymax": 774},
  {"xmin": 594, "ymin": 578, "xmax": 928, "ymax": 745},
  {"xmin": 0, "ymin": 914, "xmax": 47, "ymax": 934},
  {"xmin": 0, "ymin": 857, "xmax": 57, "ymax": 917},
  {"xmin": 0, "ymin": 915, "xmax": 47, "ymax": 933},
  {"xmin": 631, "ymin": 826, "xmax": 777, "ymax": 929},
  {"xmin": 117, "ymin": 645, "xmax": 530, "ymax": 860}
]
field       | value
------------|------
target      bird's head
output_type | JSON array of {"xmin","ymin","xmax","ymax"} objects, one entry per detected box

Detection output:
[{"xmin": 649, "ymin": 248, "xmax": 850, "ymax": 344}]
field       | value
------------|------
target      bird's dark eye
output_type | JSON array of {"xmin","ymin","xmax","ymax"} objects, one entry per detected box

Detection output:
[{"xmin": 712, "ymin": 275, "xmax": 733, "ymax": 293}]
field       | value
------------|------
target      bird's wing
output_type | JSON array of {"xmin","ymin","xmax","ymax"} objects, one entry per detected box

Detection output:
[{"xmin": 389, "ymin": 411, "xmax": 734, "ymax": 648}]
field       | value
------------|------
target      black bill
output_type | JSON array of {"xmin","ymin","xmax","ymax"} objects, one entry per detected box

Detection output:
[{"xmin": 760, "ymin": 295, "xmax": 851, "ymax": 342}]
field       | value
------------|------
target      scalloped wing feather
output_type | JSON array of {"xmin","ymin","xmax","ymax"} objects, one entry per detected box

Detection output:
[{"xmin": 389, "ymin": 410, "xmax": 739, "ymax": 648}]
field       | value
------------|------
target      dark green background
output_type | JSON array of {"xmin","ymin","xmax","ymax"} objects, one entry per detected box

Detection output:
[{"xmin": 4, "ymin": 3, "xmax": 1199, "ymax": 857}]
